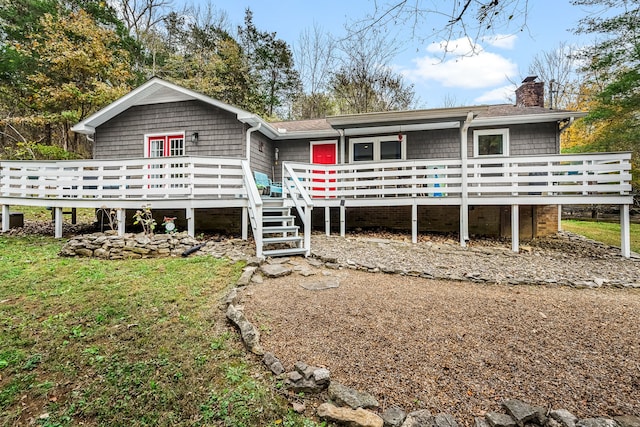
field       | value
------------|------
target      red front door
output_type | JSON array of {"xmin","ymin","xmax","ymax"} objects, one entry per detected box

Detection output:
[{"xmin": 312, "ymin": 143, "xmax": 337, "ymax": 198}]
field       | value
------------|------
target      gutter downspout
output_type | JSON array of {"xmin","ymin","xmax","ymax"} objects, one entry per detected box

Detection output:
[
  {"xmin": 245, "ymin": 123, "xmax": 262, "ymax": 163},
  {"xmin": 460, "ymin": 111, "xmax": 474, "ymax": 247}
]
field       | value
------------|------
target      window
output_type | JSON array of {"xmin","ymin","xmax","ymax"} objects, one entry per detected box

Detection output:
[
  {"xmin": 349, "ymin": 135, "xmax": 406, "ymax": 162},
  {"xmin": 145, "ymin": 132, "xmax": 185, "ymax": 188},
  {"xmin": 473, "ymin": 129, "xmax": 509, "ymax": 157}
]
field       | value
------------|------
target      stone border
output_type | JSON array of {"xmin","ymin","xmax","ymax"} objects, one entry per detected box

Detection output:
[{"xmin": 224, "ymin": 257, "xmax": 640, "ymax": 427}]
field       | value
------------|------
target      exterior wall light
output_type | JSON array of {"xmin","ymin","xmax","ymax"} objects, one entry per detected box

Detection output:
[{"xmin": 191, "ymin": 132, "xmax": 199, "ymax": 144}]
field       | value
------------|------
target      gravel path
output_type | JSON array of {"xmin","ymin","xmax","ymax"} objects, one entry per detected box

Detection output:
[{"xmin": 242, "ymin": 232, "xmax": 640, "ymax": 425}]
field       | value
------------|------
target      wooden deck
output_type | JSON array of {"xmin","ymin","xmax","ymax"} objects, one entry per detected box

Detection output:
[{"xmin": 1, "ymin": 152, "xmax": 634, "ymax": 257}]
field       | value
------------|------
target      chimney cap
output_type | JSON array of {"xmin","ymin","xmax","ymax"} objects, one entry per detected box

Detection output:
[{"xmin": 522, "ymin": 75, "xmax": 538, "ymax": 83}]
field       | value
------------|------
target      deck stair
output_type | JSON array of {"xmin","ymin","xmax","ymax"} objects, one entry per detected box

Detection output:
[{"xmin": 260, "ymin": 198, "xmax": 307, "ymax": 257}]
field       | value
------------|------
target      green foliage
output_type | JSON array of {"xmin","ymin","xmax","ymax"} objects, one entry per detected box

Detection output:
[
  {"xmin": 572, "ymin": 0, "xmax": 640, "ymax": 191},
  {"xmin": 2, "ymin": 141, "xmax": 81, "ymax": 160},
  {"xmin": 238, "ymin": 8, "xmax": 302, "ymax": 118}
]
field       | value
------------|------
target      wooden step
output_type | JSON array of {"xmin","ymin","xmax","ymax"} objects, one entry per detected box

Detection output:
[
  {"xmin": 262, "ymin": 247, "xmax": 308, "ymax": 257},
  {"xmin": 262, "ymin": 225, "xmax": 299, "ymax": 234},
  {"xmin": 262, "ymin": 236, "xmax": 303, "ymax": 244},
  {"xmin": 262, "ymin": 215, "xmax": 295, "ymax": 223},
  {"xmin": 263, "ymin": 206, "xmax": 290, "ymax": 214}
]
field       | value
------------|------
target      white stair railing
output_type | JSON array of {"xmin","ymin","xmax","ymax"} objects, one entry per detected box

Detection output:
[
  {"xmin": 283, "ymin": 163, "xmax": 314, "ymax": 256},
  {"xmin": 240, "ymin": 160, "xmax": 264, "ymax": 258}
]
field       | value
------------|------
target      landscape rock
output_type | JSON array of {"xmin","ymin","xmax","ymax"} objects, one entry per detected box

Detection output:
[
  {"xmin": 224, "ymin": 288, "xmax": 238, "ymax": 306},
  {"xmin": 502, "ymin": 399, "xmax": 539, "ymax": 426},
  {"xmin": 614, "ymin": 416, "xmax": 640, "ymax": 427},
  {"xmin": 433, "ymin": 413, "xmax": 458, "ymax": 427},
  {"xmin": 285, "ymin": 362, "xmax": 330, "ymax": 393},
  {"xmin": 382, "ymin": 406, "xmax": 407, "ymax": 427},
  {"xmin": 225, "ymin": 304, "xmax": 263, "ymax": 355},
  {"xmin": 299, "ymin": 276, "xmax": 340, "ymax": 290},
  {"xmin": 550, "ymin": 410, "xmax": 578, "ymax": 427},
  {"xmin": 401, "ymin": 409, "xmax": 433, "ymax": 427},
  {"xmin": 328, "ymin": 382, "xmax": 378, "ymax": 409},
  {"xmin": 292, "ymin": 402, "xmax": 306, "ymax": 413},
  {"xmin": 576, "ymin": 419, "xmax": 618, "ymax": 427},
  {"xmin": 476, "ymin": 417, "xmax": 491, "ymax": 427},
  {"xmin": 317, "ymin": 402, "xmax": 384, "ymax": 427},
  {"xmin": 262, "ymin": 352, "xmax": 285, "ymax": 375},
  {"xmin": 486, "ymin": 412, "xmax": 517, "ymax": 427},
  {"xmin": 237, "ymin": 266, "xmax": 257, "ymax": 286},
  {"xmin": 261, "ymin": 263, "xmax": 292, "ymax": 278}
]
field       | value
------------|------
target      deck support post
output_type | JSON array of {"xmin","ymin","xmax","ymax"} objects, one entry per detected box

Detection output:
[
  {"xmin": 54, "ymin": 207, "xmax": 63, "ymax": 238},
  {"xmin": 411, "ymin": 201, "xmax": 418, "ymax": 243},
  {"xmin": 621, "ymin": 204, "xmax": 630, "ymax": 258},
  {"xmin": 511, "ymin": 204, "xmax": 519, "ymax": 253},
  {"xmin": 117, "ymin": 208, "xmax": 125, "ymax": 236},
  {"xmin": 186, "ymin": 207, "xmax": 195, "ymax": 237},
  {"xmin": 1, "ymin": 205, "xmax": 10, "ymax": 232},
  {"xmin": 241, "ymin": 207, "xmax": 248, "ymax": 240},
  {"xmin": 340, "ymin": 204, "xmax": 346, "ymax": 237},
  {"xmin": 304, "ymin": 208, "xmax": 312, "ymax": 256},
  {"xmin": 325, "ymin": 207, "xmax": 330, "ymax": 236},
  {"xmin": 557, "ymin": 204, "xmax": 562, "ymax": 231},
  {"xmin": 460, "ymin": 112, "xmax": 473, "ymax": 247}
]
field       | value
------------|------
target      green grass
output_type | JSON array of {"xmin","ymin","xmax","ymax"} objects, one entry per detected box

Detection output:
[
  {"xmin": 0, "ymin": 236, "xmax": 321, "ymax": 426},
  {"xmin": 562, "ymin": 219, "xmax": 640, "ymax": 253},
  {"xmin": 11, "ymin": 205, "xmax": 97, "ymax": 223}
]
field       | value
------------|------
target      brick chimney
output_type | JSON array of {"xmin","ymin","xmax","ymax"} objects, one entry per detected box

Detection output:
[{"xmin": 515, "ymin": 76, "xmax": 545, "ymax": 108}]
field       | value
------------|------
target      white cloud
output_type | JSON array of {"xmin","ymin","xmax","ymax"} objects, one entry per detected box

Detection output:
[
  {"xmin": 403, "ymin": 39, "xmax": 518, "ymax": 89},
  {"xmin": 482, "ymin": 34, "xmax": 518, "ymax": 50},
  {"xmin": 474, "ymin": 85, "xmax": 517, "ymax": 103}
]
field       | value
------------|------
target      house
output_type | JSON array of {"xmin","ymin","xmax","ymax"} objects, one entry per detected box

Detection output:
[{"xmin": 0, "ymin": 77, "xmax": 633, "ymax": 258}]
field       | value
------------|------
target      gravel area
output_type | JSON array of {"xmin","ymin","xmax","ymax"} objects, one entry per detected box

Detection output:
[{"xmin": 242, "ymin": 232, "xmax": 640, "ymax": 425}]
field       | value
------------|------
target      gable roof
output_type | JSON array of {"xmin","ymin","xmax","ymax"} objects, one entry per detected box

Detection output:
[
  {"xmin": 71, "ymin": 77, "xmax": 281, "ymax": 138},
  {"xmin": 72, "ymin": 78, "xmax": 586, "ymax": 140}
]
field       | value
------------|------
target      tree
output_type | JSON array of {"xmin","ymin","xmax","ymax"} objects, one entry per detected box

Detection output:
[
  {"xmin": 360, "ymin": 0, "xmax": 530, "ymax": 55},
  {"xmin": 11, "ymin": 9, "xmax": 134, "ymax": 153},
  {"xmin": 571, "ymin": 0, "xmax": 640, "ymax": 191},
  {"xmin": 238, "ymin": 9, "xmax": 301, "ymax": 119},
  {"xmin": 152, "ymin": 8, "xmax": 261, "ymax": 113},
  {"xmin": 292, "ymin": 24, "xmax": 337, "ymax": 119},
  {"xmin": 330, "ymin": 27, "xmax": 416, "ymax": 114},
  {"xmin": 528, "ymin": 42, "xmax": 583, "ymax": 110}
]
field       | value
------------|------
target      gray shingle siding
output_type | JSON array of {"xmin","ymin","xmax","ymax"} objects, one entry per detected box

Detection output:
[
  {"xmin": 469, "ymin": 123, "xmax": 558, "ymax": 157},
  {"xmin": 406, "ymin": 129, "xmax": 461, "ymax": 159},
  {"xmin": 94, "ymin": 100, "xmax": 245, "ymax": 159},
  {"xmin": 249, "ymin": 131, "xmax": 275, "ymax": 177}
]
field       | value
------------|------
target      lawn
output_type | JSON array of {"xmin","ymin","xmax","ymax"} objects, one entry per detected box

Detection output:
[
  {"xmin": 0, "ymin": 236, "xmax": 319, "ymax": 427},
  {"xmin": 562, "ymin": 219, "xmax": 640, "ymax": 253}
]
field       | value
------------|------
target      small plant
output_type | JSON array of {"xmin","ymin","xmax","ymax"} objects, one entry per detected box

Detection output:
[
  {"xmin": 133, "ymin": 204, "xmax": 156, "ymax": 236},
  {"xmin": 97, "ymin": 206, "xmax": 118, "ymax": 232}
]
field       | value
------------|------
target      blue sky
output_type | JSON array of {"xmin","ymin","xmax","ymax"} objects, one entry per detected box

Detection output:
[{"xmin": 205, "ymin": 0, "xmax": 594, "ymax": 108}]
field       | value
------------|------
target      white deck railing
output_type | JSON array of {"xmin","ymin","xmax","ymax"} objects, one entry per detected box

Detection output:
[
  {"xmin": 1, "ymin": 153, "xmax": 632, "ymax": 206},
  {"xmin": 284, "ymin": 152, "xmax": 632, "ymax": 203},
  {"xmin": 0, "ymin": 156, "xmax": 248, "ymax": 202}
]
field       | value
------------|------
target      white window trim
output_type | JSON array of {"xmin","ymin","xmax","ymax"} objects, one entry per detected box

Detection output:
[
  {"xmin": 473, "ymin": 128, "xmax": 509, "ymax": 157},
  {"xmin": 144, "ymin": 131, "xmax": 185, "ymax": 157},
  {"xmin": 348, "ymin": 135, "xmax": 407, "ymax": 163},
  {"xmin": 309, "ymin": 140, "xmax": 338, "ymax": 164}
]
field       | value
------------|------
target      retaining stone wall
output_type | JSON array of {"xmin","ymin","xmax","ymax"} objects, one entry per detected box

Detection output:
[{"xmin": 60, "ymin": 232, "xmax": 201, "ymax": 259}]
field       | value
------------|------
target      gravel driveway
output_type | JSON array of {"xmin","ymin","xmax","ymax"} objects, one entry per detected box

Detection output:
[{"xmin": 242, "ymin": 232, "xmax": 640, "ymax": 425}]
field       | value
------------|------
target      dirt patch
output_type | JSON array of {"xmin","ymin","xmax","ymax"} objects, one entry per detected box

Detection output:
[{"xmin": 242, "ymin": 271, "xmax": 640, "ymax": 425}]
